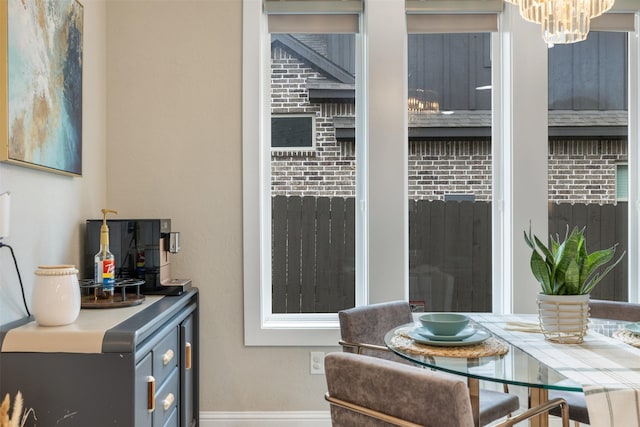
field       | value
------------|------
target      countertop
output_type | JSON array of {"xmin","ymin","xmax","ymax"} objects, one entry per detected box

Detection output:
[{"xmin": 0, "ymin": 295, "xmax": 164, "ymax": 353}]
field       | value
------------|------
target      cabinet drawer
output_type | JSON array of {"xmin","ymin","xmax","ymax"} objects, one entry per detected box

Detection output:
[
  {"xmin": 153, "ymin": 326, "xmax": 178, "ymax": 385},
  {"xmin": 135, "ymin": 353, "xmax": 154, "ymax": 427},
  {"xmin": 154, "ymin": 368, "xmax": 179, "ymax": 427}
]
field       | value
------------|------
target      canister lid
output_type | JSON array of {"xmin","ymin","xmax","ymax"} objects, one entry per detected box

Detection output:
[{"xmin": 35, "ymin": 265, "xmax": 79, "ymax": 276}]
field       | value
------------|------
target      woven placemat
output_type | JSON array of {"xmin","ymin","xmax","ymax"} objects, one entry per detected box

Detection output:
[
  {"xmin": 613, "ymin": 329, "xmax": 640, "ymax": 347},
  {"xmin": 390, "ymin": 328, "xmax": 509, "ymax": 358}
]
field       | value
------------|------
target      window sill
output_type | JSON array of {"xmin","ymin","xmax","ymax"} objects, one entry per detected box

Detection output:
[{"xmin": 244, "ymin": 313, "xmax": 342, "ymax": 346}]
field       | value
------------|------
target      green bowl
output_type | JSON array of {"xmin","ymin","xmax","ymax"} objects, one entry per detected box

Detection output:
[{"xmin": 419, "ymin": 313, "xmax": 469, "ymax": 336}]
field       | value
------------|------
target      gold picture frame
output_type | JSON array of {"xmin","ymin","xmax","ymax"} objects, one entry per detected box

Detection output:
[{"xmin": 0, "ymin": 0, "xmax": 83, "ymax": 176}]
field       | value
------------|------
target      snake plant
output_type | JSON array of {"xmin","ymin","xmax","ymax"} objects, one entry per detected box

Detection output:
[{"xmin": 524, "ymin": 225, "xmax": 625, "ymax": 295}]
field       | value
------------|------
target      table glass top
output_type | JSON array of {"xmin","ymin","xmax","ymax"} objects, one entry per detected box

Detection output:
[{"xmin": 384, "ymin": 315, "xmax": 629, "ymax": 392}]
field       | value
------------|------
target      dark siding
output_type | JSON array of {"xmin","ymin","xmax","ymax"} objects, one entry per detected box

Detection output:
[
  {"xmin": 325, "ymin": 34, "xmax": 356, "ymax": 75},
  {"xmin": 408, "ymin": 34, "xmax": 492, "ymax": 111},
  {"xmin": 316, "ymin": 31, "xmax": 627, "ymax": 111},
  {"xmin": 548, "ymin": 32, "xmax": 627, "ymax": 110}
]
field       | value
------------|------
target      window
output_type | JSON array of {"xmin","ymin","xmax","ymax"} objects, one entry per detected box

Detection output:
[
  {"xmin": 617, "ymin": 163, "xmax": 628, "ymax": 201},
  {"xmin": 271, "ymin": 115, "xmax": 316, "ymax": 152},
  {"xmin": 407, "ymin": 31, "xmax": 495, "ymax": 313},
  {"xmin": 243, "ymin": 0, "xmax": 640, "ymax": 345},
  {"xmin": 243, "ymin": 0, "xmax": 362, "ymax": 345},
  {"xmin": 547, "ymin": 28, "xmax": 631, "ymax": 302},
  {"xmin": 269, "ymin": 31, "xmax": 357, "ymax": 313}
]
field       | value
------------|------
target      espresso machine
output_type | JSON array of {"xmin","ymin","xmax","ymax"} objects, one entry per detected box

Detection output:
[{"xmin": 84, "ymin": 218, "xmax": 191, "ymax": 295}]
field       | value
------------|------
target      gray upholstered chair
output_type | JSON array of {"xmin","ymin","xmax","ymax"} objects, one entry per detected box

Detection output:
[
  {"xmin": 548, "ymin": 299, "xmax": 640, "ymax": 425},
  {"xmin": 324, "ymin": 352, "xmax": 569, "ymax": 427},
  {"xmin": 338, "ymin": 301, "xmax": 414, "ymax": 361},
  {"xmin": 589, "ymin": 299, "xmax": 640, "ymax": 322},
  {"xmin": 338, "ymin": 301, "xmax": 520, "ymax": 426}
]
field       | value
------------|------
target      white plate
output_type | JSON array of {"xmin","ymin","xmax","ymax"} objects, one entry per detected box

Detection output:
[
  {"xmin": 624, "ymin": 322, "xmax": 640, "ymax": 335},
  {"xmin": 407, "ymin": 329, "xmax": 490, "ymax": 347},
  {"xmin": 415, "ymin": 326, "xmax": 476, "ymax": 341}
]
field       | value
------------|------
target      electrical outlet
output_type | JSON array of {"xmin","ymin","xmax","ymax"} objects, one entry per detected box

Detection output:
[{"xmin": 310, "ymin": 351, "xmax": 325, "ymax": 374}]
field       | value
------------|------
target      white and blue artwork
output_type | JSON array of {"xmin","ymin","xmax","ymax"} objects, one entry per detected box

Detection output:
[{"xmin": 6, "ymin": 0, "xmax": 83, "ymax": 176}]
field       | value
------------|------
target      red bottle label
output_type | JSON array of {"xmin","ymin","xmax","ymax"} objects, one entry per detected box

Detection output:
[{"xmin": 103, "ymin": 259, "xmax": 115, "ymax": 279}]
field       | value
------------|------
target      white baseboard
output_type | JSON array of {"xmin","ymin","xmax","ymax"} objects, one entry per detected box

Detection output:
[{"xmin": 199, "ymin": 411, "xmax": 331, "ymax": 427}]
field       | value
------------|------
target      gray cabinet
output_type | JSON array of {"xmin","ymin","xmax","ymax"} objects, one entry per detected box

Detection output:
[{"xmin": 0, "ymin": 288, "xmax": 199, "ymax": 427}]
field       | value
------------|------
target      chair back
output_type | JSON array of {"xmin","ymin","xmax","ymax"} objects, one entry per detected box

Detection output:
[
  {"xmin": 324, "ymin": 352, "xmax": 475, "ymax": 427},
  {"xmin": 338, "ymin": 301, "xmax": 413, "ymax": 360},
  {"xmin": 590, "ymin": 299, "xmax": 640, "ymax": 322}
]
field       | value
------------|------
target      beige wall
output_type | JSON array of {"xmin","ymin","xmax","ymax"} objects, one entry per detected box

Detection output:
[
  {"xmin": 0, "ymin": 0, "xmax": 333, "ymax": 415},
  {"xmin": 106, "ymin": 0, "xmax": 333, "ymax": 412},
  {"xmin": 0, "ymin": 0, "xmax": 107, "ymax": 323}
]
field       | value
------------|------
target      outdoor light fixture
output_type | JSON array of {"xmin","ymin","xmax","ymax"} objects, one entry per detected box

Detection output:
[{"xmin": 505, "ymin": 0, "xmax": 615, "ymax": 46}]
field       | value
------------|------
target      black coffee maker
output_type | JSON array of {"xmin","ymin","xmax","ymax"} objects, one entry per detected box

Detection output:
[{"xmin": 84, "ymin": 218, "xmax": 189, "ymax": 295}]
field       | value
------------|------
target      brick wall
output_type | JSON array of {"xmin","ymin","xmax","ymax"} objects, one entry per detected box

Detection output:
[
  {"xmin": 409, "ymin": 140, "xmax": 492, "ymax": 201},
  {"xmin": 548, "ymin": 139, "xmax": 627, "ymax": 203},
  {"xmin": 271, "ymin": 45, "xmax": 356, "ymax": 197},
  {"xmin": 271, "ymin": 45, "xmax": 628, "ymax": 203}
]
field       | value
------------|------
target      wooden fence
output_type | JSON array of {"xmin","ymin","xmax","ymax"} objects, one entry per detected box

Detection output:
[
  {"xmin": 408, "ymin": 200, "xmax": 492, "ymax": 312},
  {"xmin": 549, "ymin": 202, "xmax": 628, "ymax": 302},
  {"xmin": 272, "ymin": 196, "xmax": 355, "ymax": 313},
  {"xmin": 272, "ymin": 196, "xmax": 628, "ymax": 313}
]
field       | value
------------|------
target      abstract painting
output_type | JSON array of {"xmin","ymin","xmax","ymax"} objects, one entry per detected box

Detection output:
[{"xmin": 1, "ymin": 0, "xmax": 83, "ymax": 176}]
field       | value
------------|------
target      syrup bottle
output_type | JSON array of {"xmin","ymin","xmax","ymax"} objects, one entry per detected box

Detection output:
[{"xmin": 94, "ymin": 209, "xmax": 118, "ymax": 299}]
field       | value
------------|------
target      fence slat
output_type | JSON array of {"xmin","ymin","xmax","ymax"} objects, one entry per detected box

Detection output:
[
  {"xmin": 300, "ymin": 196, "xmax": 317, "ymax": 312},
  {"xmin": 472, "ymin": 202, "xmax": 491, "ymax": 311},
  {"xmin": 272, "ymin": 196, "xmax": 288, "ymax": 313},
  {"xmin": 315, "ymin": 197, "xmax": 332, "ymax": 312},
  {"xmin": 286, "ymin": 197, "xmax": 302, "ymax": 313},
  {"xmin": 329, "ymin": 197, "xmax": 345, "ymax": 313},
  {"xmin": 454, "ymin": 202, "xmax": 474, "ymax": 311},
  {"xmin": 409, "ymin": 199, "xmax": 431, "ymax": 311},
  {"xmin": 430, "ymin": 201, "xmax": 446, "ymax": 269},
  {"xmin": 427, "ymin": 201, "xmax": 448, "ymax": 311},
  {"xmin": 343, "ymin": 198, "xmax": 356, "ymax": 310},
  {"xmin": 615, "ymin": 202, "xmax": 628, "ymax": 301}
]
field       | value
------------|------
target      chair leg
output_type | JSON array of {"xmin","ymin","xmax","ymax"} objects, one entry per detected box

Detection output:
[{"xmin": 468, "ymin": 378, "xmax": 480, "ymax": 427}]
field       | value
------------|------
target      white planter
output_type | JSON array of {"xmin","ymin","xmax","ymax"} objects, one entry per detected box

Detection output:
[
  {"xmin": 537, "ymin": 293, "xmax": 590, "ymax": 343},
  {"xmin": 32, "ymin": 265, "xmax": 81, "ymax": 326}
]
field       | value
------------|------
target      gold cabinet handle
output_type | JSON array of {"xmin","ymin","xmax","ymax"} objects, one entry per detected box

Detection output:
[
  {"xmin": 162, "ymin": 393, "xmax": 175, "ymax": 411},
  {"xmin": 185, "ymin": 342, "xmax": 192, "ymax": 370},
  {"xmin": 162, "ymin": 349, "xmax": 175, "ymax": 366},
  {"xmin": 147, "ymin": 376, "xmax": 156, "ymax": 413}
]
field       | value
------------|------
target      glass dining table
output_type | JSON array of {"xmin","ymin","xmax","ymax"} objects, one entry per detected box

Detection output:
[{"xmin": 384, "ymin": 313, "xmax": 630, "ymax": 427}]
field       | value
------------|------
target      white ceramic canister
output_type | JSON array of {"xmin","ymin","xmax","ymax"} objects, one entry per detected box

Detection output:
[{"xmin": 32, "ymin": 265, "xmax": 81, "ymax": 326}]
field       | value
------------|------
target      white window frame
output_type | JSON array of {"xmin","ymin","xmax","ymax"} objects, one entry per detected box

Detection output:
[
  {"xmin": 628, "ymin": 12, "xmax": 640, "ymax": 303},
  {"xmin": 494, "ymin": 7, "xmax": 640, "ymax": 313},
  {"xmin": 243, "ymin": 0, "xmax": 364, "ymax": 346},
  {"xmin": 243, "ymin": 0, "xmax": 640, "ymax": 346}
]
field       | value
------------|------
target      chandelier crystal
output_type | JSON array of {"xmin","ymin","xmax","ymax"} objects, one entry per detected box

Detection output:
[
  {"xmin": 539, "ymin": 0, "xmax": 592, "ymax": 45},
  {"xmin": 504, "ymin": 0, "xmax": 616, "ymax": 46}
]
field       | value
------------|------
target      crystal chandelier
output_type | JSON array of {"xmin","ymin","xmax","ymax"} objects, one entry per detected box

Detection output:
[{"xmin": 504, "ymin": 0, "xmax": 615, "ymax": 46}]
